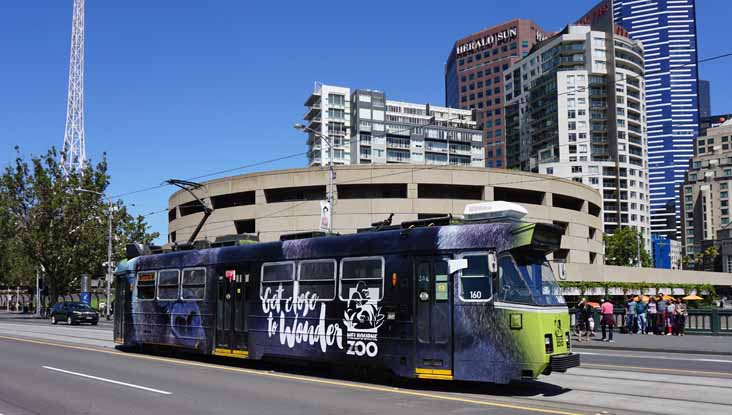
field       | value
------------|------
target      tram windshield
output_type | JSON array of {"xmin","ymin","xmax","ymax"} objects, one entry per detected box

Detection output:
[{"xmin": 498, "ymin": 252, "xmax": 565, "ymax": 306}]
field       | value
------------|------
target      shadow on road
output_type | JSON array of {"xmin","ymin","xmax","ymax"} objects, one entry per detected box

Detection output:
[{"xmin": 116, "ymin": 345, "xmax": 573, "ymax": 399}]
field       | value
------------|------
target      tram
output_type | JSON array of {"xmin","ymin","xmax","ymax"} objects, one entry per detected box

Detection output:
[{"xmin": 113, "ymin": 202, "xmax": 579, "ymax": 384}]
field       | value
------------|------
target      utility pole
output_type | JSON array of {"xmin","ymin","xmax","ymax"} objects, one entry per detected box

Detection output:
[
  {"xmin": 36, "ymin": 269, "xmax": 40, "ymax": 317},
  {"xmin": 294, "ymin": 123, "xmax": 335, "ymax": 234},
  {"xmin": 74, "ymin": 188, "xmax": 114, "ymax": 319},
  {"xmin": 106, "ymin": 198, "xmax": 113, "ymax": 320},
  {"xmin": 637, "ymin": 230, "xmax": 641, "ymax": 267}
]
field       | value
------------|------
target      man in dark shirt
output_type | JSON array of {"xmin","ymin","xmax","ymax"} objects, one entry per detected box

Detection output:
[{"xmin": 656, "ymin": 294, "xmax": 668, "ymax": 335}]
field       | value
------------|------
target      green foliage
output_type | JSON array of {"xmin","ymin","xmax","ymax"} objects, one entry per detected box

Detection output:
[
  {"xmin": 0, "ymin": 147, "xmax": 159, "ymax": 303},
  {"xmin": 604, "ymin": 226, "xmax": 652, "ymax": 267},
  {"xmin": 683, "ymin": 246, "xmax": 720, "ymax": 270}
]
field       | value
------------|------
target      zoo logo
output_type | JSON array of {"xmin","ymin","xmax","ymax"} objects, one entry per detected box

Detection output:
[{"xmin": 343, "ymin": 281, "xmax": 385, "ymax": 358}]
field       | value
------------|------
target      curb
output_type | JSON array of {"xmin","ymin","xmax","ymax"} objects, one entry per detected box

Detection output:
[{"xmin": 573, "ymin": 344, "xmax": 732, "ymax": 356}]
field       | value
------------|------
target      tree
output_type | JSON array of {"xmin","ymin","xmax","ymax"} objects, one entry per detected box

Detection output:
[
  {"xmin": 604, "ymin": 226, "xmax": 652, "ymax": 267},
  {"xmin": 0, "ymin": 147, "xmax": 159, "ymax": 304}
]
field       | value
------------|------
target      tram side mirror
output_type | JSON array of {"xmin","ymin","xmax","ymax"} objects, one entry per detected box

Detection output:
[
  {"xmin": 448, "ymin": 258, "xmax": 468, "ymax": 274},
  {"xmin": 487, "ymin": 252, "xmax": 498, "ymax": 274}
]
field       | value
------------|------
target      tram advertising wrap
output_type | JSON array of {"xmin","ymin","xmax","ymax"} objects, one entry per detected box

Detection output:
[{"xmin": 114, "ymin": 212, "xmax": 579, "ymax": 384}]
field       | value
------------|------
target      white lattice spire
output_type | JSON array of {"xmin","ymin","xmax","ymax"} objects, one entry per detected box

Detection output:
[{"xmin": 61, "ymin": 0, "xmax": 86, "ymax": 175}]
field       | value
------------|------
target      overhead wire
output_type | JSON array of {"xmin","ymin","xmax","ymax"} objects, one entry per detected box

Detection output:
[{"xmin": 116, "ymin": 51, "xmax": 732, "ymax": 234}]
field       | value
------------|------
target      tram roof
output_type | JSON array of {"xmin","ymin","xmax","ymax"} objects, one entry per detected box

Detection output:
[{"xmin": 126, "ymin": 221, "xmax": 560, "ymax": 272}]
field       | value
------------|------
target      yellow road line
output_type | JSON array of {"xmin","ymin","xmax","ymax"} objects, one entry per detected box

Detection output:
[
  {"xmin": 583, "ymin": 363, "xmax": 732, "ymax": 377},
  {"xmin": 0, "ymin": 335, "xmax": 583, "ymax": 415}
]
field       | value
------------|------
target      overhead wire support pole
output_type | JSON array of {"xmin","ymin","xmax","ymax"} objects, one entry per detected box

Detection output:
[
  {"xmin": 294, "ymin": 124, "xmax": 335, "ymax": 234},
  {"xmin": 73, "ymin": 187, "xmax": 113, "ymax": 319}
]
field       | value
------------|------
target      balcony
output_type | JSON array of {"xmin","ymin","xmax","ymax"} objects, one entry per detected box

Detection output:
[
  {"xmin": 304, "ymin": 90, "xmax": 321, "ymax": 107},
  {"xmin": 303, "ymin": 104, "xmax": 321, "ymax": 121}
]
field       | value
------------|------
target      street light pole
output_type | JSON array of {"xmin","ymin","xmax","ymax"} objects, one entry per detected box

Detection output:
[
  {"xmin": 106, "ymin": 198, "xmax": 113, "ymax": 320},
  {"xmin": 294, "ymin": 123, "xmax": 334, "ymax": 234},
  {"xmin": 74, "ymin": 188, "xmax": 114, "ymax": 319}
]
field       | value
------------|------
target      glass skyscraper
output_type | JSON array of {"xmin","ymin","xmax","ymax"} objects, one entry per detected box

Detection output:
[{"xmin": 608, "ymin": 0, "xmax": 700, "ymax": 239}]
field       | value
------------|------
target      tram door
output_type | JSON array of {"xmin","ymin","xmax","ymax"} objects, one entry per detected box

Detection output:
[
  {"xmin": 414, "ymin": 257, "xmax": 452, "ymax": 375},
  {"xmin": 215, "ymin": 266, "xmax": 250, "ymax": 356},
  {"xmin": 113, "ymin": 275, "xmax": 132, "ymax": 344}
]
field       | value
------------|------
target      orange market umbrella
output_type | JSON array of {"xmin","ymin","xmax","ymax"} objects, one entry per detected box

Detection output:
[
  {"xmin": 683, "ymin": 294, "xmax": 703, "ymax": 301},
  {"xmin": 662, "ymin": 294, "xmax": 675, "ymax": 301},
  {"xmin": 586, "ymin": 301, "xmax": 600, "ymax": 308}
]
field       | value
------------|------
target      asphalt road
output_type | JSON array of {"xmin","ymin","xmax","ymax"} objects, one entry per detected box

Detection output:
[{"xmin": 1, "ymin": 314, "xmax": 732, "ymax": 415}]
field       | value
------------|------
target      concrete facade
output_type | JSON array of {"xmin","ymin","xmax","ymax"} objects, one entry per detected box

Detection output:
[
  {"xmin": 303, "ymin": 83, "xmax": 483, "ymax": 168},
  {"xmin": 445, "ymin": 19, "xmax": 549, "ymax": 168},
  {"xmin": 681, "ymin": 120, "xmax": 732, "ymax": 256},
  {"xmin": 167, "ymin": 164, "xmax": 605, "ymax": 265},
  {"xmin": 504, "ymin": 25, "xmax": 650, "ymax": 245}
]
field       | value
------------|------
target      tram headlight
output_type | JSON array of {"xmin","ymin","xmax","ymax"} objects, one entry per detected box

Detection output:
[{"xmin": 544, "ymin": 334, "xmax": 554, "ymax": 354}]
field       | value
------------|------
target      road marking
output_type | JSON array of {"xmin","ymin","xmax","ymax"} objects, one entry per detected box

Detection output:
[
  {"xmin": 697, "ymin": 358, "xmax": 732, "ymax": 363},
  {"xmin": 0, "ymin": 336, "xmax": 582, "ymax": 415},
  {"xmin": 43, "ymin": 366, "xmax": 172, "ymax": 395},
  {"xmin": 579, "ymin": 351, "xmax": 732, "ymax": 364},
  {"xmin": 582, "ymin": 363, "xmax": 732, "ymax": 377}
]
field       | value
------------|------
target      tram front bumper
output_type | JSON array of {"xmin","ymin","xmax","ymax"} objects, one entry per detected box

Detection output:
[{"xmin": 547, "ymin": 353, "xmax": 580, "ymax": 373}]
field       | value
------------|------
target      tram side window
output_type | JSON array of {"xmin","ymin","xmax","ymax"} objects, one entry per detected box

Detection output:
[
  {"xmin": 136, "ymin": 272, "xmax": 156, "ymax": 300},
  {"xmin": 459, "ymin": 254, "xmax": 492, "ymax": 302},
  {"xmin": 181, "ymin": 268, "xmax": 206, "ymax": 300},
  {"xmin": 157, "ymin": 270, "xmax": 180, "ymax": 300},
  {"xmin": 497, "ymin": 256, "xmax": 532, "ymax": 304},
  {"xmin": 261, "ymin": 262, "xmax": 295, "ymax": 299},
  {"xmin": 339, "ymin": 257, "xmax": 384, "ymax": 302},
  {"xmin": 298, "ymin": 259, "xmax": 336, "ymax": 301}
]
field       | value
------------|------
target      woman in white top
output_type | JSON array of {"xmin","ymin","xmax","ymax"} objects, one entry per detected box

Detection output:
[{"xmin": 666, "ymin": 301, "xmax": 676, "ymax": 335}]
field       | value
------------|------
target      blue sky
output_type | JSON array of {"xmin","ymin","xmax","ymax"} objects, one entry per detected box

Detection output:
[{"xmin": 1, "ymin": 0, "xmax": 730, "ymax": 243}]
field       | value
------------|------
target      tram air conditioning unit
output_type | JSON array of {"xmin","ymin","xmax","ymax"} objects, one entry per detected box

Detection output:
[{"xmin": 461, "ymin": 201, "xmax": 528, "ymax": 223}]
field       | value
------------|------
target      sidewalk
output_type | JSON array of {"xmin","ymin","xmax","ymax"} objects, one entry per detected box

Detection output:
[{"xmin": 573, "ymin": 332, "xmax": 732, "ymax": 355}]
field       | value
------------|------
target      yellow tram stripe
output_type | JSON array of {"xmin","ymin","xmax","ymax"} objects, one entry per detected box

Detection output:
[
  {"xmin": 416, "ymin": 374, "xmax": 454, "ymax": 380},
  {"xmin": 0, "ymin": 335, "xmax": 584, "ymax": 415},
  {"xmin": 213, "ymin": 348, "xmax": 249, "ymax": 359},
  {"xmin": 415, "ymin": 368, "xmax": 452, "ymax": 376}
]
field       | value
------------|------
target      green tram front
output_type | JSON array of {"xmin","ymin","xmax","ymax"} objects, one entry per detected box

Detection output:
[{"xmin": 114, "ymin": 201, "xmax": 579, "ymax": 384}]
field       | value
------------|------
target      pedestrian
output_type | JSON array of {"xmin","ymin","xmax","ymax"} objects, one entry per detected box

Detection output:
[
  {"xmin": 600, "ymin": 298, "xmax": 615, "ymax": 342},
  {"xmin": 626, "ymin": 296, "xmax": 637, "ymax": 334},
  {"xmin": 647, "ymin": 297, "xmax": 657, "ymax": 335},
  {"xmin": 577, "ymin": 298, "xmax": 591, "ymax": 342},
  {"xmin": 676, "ymin": 299, "xmax": 688, "ymax": 336},
  {"xmin": 667, "ymin": 299, "xmax": 676, "ymax": 336},
  {"xmin": 636, "ymin": 296, "xmax": 648, "ymax": 334},
  {"xmin": 656, "ymin": 294, "xmax": 668, "ymax": 335}
]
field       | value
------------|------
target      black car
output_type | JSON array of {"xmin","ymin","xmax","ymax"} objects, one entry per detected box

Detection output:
[{"xmin": 51, "ymin": 302, "xmax": 99, "ymax": 325}]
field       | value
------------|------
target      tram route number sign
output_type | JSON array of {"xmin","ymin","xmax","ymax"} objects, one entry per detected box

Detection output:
[{"xmin": 225, "ymin": 270, "xmax": 236, "ymax": 281}]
